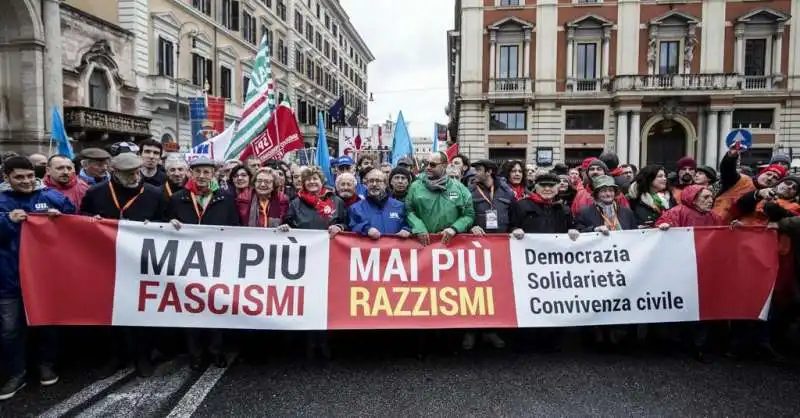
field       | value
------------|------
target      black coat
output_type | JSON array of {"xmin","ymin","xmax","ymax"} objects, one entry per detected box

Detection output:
[
  {"xmin": 510, "ymin": 197, "xmax": 573, "ymax": 234},
  {"xmin": 142, "ymin": 167, "xmax": 167, "ymax": 187},
  {"xmin": 470, "ymin": 181, "xmax": 515, "ymax": 233},
  {"xmin": 284, "ymin": 195, "xmax": 348, "ymax": 230},
  {"xmin": 166, "ymin": 189, "xmax": 240, "ymax": 226},
  {"xmin": 574, "ymin": 204, "xmax": 638, "ymax": 232},
  {"xmin": 630, "ymin": 194, "xmax": 675, "ymax": 227},
  {"xmin": 81, "ymin": 179, "xmax": 167, "ymax": 222}
]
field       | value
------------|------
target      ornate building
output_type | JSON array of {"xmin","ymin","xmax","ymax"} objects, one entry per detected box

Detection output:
[{"xmin": 447, "ymin": 0, "xmax": 800, "ymax": 170}]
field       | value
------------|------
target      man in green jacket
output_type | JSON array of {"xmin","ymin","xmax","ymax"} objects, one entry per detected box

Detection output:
[{"xmin": 405, "ymin": 151, "xmax": 475, "ymax": 245}]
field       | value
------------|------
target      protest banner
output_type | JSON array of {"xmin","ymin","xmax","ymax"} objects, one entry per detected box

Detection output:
[{"xmin": 19, "ymin": 216, "xmax": 778, "ymax": 330}]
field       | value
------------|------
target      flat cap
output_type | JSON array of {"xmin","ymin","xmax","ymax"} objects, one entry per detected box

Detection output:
[
  {"xmin": 80, "ymin": 147, "xmax": 111, "ymax": 160},
  {"xmin": 110, "ymin": 153, "xmax": 142, "ymax": 171},
  {"xmin": 397, "ymin": 156, "xmax": 414, "ymax": 167},
  {"xmin": 471, "ymin": 159, "xmax": 498, "ymax": 172},
  {"xmin": 189, "ymin": 155, "xmax": 216, "ymax": 169}
]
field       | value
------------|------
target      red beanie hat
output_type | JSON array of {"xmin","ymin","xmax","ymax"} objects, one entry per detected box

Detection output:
[
  {"xmin": 676, "ymin": 156, "xmax": 697, "ymax": 171},
  {"xmin": 581, "ymin": 157, "xmax": 597, "ymax": 170},
  {"xmin": 759, "ymin": 164, "xmax": 788, "ymax": 179}
]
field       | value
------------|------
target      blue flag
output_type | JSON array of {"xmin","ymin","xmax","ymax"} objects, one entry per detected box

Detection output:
[
  {"xmin": 432, "ymin": 123, "xmax": 439, "ymax": 153},
  {"xmin": 391, "ymin": 111, "xmax": 413, "ymax": 167},
  {"xmin": 315, "ymin": 111, "xmax": 333, "ymax": 186},
  {"xmin": 51, "ymin": 106, "xmax": 74, "ymax": 159},
  {"xmin": 328, "ymin": 96, "xmax": 345, "ymax": 125}
]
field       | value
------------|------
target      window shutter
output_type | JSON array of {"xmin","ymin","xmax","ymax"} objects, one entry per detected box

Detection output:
[
  {"xmin": 231, "ymin": 1, "xmax": 240, "ymax": 31},
  {"xmin": 157, "ymin": 38, "xmax": 165, "ymax": 75},
  {"xmin": 206, "ymin": 58, "xmax": 214, "ymax": 93}
]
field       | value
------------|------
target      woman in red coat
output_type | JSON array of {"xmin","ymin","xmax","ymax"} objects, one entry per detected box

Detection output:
[{"xmin": 655, "ymin": 185, "xmax": 721, "ymax": 228}]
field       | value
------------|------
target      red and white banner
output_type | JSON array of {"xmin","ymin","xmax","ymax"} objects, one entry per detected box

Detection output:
[{"xmin": 20, "ymin": 216, "xmax": 778, "ymax": 329}]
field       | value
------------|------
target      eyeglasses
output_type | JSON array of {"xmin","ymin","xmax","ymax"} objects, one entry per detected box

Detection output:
[
  {"xmin": 254, "ymin": 179, "xmax": 272, "ymax": 185},
  {"xmin": 365, "ymin": 178, "xmax": 384, "ymax": 184}
]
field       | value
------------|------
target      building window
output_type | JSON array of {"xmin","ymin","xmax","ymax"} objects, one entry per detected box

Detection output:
[
  {"xmin": 242, "ymin": 12, "xmax": 257, "ymax": 44},
  {"xmin": 575, "ymin": 43, "xmax": 597, "ymax": 81},
  {"xmin": 88, "ymin": 69, "xmax": 109, "ymax": 110},
  {"xmin": 220, "ymin": 66, "xmax": 232, "ymax": 100},
  {"xmin": 261, "ymin": 0, "xmax": 272, "ymax": 8},
  {"xmin": 277, "ymin": 0, "xmax": 286, "ymax": 21},
  {"xmin": 242, "ymin": 75, "xmax": 250, "ymax": 100},
  {"xmin": 261, "ymin": 25, "xmax": 273, "ymax": 52},
  {"xmin": 565, "ymin": 109, "xmax": 604, "ymax": 130},
  {"xmin": 325, "ymin": 14, "xmax": 330, "ymax": 29},
  {"xmin": 221, "ymin": 0, "xmax": 240, "ymax": 31},
  {"xmin": 658, "ymin": 41, "xmax": 680, "ymax": 75},
  {"xmin": 498, "ymin": 45, "xmax": 519, "ymax": 79},
  {"xmin": 489, "ymin": 111, "xmax": 526, "ymax": 130},
  {"xmin": 157, "ymin": 37, "xmax": 174, "ymax": 77},
  {"xmin": 315, "ymin": 33, "xmax": 322, "ymax": 50},
  {"xmin": 324, "ymin": 41, "xmax": 330, "ymax": 59},
  {"xmin": 294, "ymin": 11, "xmax": 303, "ymax": 32},
  {"xmin": 732, "ymin": 109, "xmax": 774, "ymax": 129},
  {"xmin": 333, "ymin": 24, "xmax": 338, "ymax": 37},
  {"xmin": 295, "ymin": 48, "xmax": 303, "ymax": 72},
  {"xmin": 192, "ymin": 53, "xmax": 213, "ymax": 91},
  {"xmin": 306, "ymin": 22, "xmax": 314, "ymax": 43},
  {"xmin": 278, "ymin": 39, "xmax": 287, "ymax": 65},
  {"xmin": 744, "ymin": 39, "xmax": 768, "ymax": 76},
  {"xmin": 500, "ymin": 0, "xmax": 520, "ymax": 5},
  {"xmin": 192, "ymin": 0, "xmax": 212, "ymax": 16},
  {"xmin": 316, "ymin": 2, "xmax": 321, "ymax": 18}
]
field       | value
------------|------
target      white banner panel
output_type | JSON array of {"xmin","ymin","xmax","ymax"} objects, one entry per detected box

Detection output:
[
  {"xmin": 510, "ymin": 229, "xmax": 700, "ymax": 327},
  {"xmin": 112, "ymin": 222, "xmax": 330, "ymax": 330}
]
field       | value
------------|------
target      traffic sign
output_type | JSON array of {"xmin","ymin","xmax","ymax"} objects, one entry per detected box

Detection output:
[{"xmin": 725, "ymin": 129, "xmax": 752, "ymax": 150}]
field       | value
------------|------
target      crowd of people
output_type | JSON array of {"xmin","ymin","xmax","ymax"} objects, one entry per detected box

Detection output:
[{"xmin": 0, "ymin": 139, "xmax": 798, "ymax": 401}]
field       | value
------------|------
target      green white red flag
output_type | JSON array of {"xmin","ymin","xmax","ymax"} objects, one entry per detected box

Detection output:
[{"xmin": 238, "ymin": 96, "xmax": 305, "ymax": 162}]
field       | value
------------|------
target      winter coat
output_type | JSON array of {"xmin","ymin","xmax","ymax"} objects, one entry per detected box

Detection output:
[
  {"xmin": 713, "ymin": 151, "xmax": 756, "ymax": 224},
  {"xmin": 405, "ymin": 174, "xmax": 475, "ymax": 234},
  {"xmin": 43, "ymin": 175, "xmax": 90, "ymax": 211},
  {"xmin": 734, "ymin": 191, "xmax": 800, "ymax": 227},
  {"xmin": 654, "ymin": 185, "xmax": 722, "ymax": 227},
  {"xmin": 142, "ymin": 167, "xmax": 167, "ymax": 187},
  {"xmin": 349, "ymin": 195, "xmax": 410, "ymax": 235},
  {"xmin": 81, "ymin": 178, "xmax": 167, "ymax": 222},
  {"xmin": 161, "ymin": 179, "xmax": 185, "ymax": 200},
  {"xmin": 0, "ymin": 181, "xmax": 76, "ymax": 298},
  {"xmin": 244, "ymin": 191, "xmax": 290, "ymax": 227},
  {"xmin": 574, "ymin": 203, "xmax": 637, "ymax": 232},
  {"xmin": 284, "ymin": 192, "xmax": 348, "ymax": 230},
  {"xmin": 510, "ymin": 194, "xmax": 573, "ymax": 234},
  {"xmin": 470, "ymin": 180, "xmax": 515, "ymax": 233},
  {"xmin": 627, "ymin": 182, "xmax": 677, "ymax": 227},
  {"xmin": 166, "ymin": 188, "xmax": 240, "ymax": 226}
]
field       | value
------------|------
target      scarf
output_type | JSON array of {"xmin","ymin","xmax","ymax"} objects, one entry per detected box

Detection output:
[
  {"xmin": 298, "ymin": 189, "xmax": 336, "ymax": 219},
  {"xmin": 247, "ymin": 191, "xmax": 286, "ymax": 227},
  {"xmin": 424, "ymin": 175, "xmax": 449, "ymax": 192},
  {"xmin": 648, "ymin": 191, "xmax": 668, "ymax": 213},
  {"xmin": 527, "ymin": 192, "xmax": 555, "ymax": 207},
  {"xmin": 511, "ymin": 184, "xmax": 526, "ymax": 200},
  {"xmin": 185, "ymin": 178, "xmax": 220, "ymax": 207},
  {"xmin": 342, "ymin": 194, "xmax": 360, "ymax": 208},
  {"xmin": 44, "ymin": 174, "xmax": 76, "ymax": 190},
  {"xmin": 79, "ymin": 169, "xmax": 109, "ymax": 185},
  {"xmin": 596, "ymin": 202, "xmax": 621, "ymax": 231}
]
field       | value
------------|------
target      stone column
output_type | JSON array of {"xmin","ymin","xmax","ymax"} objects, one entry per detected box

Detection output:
[
  {"xmin": 773, "ymin": 26, "xmax": 784, "ymax": 83},
  {"xmin": 523, "ymin": 30, "xmax": 531, "ymax": 90},
  {"xmin": 734, "ymin": 26, "xmax": 745, "ymax": 74},
  {"xmin": 629, "ymin": 111, "xmax": 641, "ymax": 167},
  {"xmin": 43, "ymin": 0, "xmax": 64, "ymax": 134},
  {"xmin": 602, "ymin": 27, "xmax": 611, "ymax": 86},
  {"xmin": 489, "ymin": 32, "xmax": 497, "ymax": 80},
  {"xmin": 719, "ymin": 109, "xmax": 733, "ymax": 160},
  {"xmin": 705, "ymin": 111, "xmax": 718, "ymax": 166},
  {"xmin": 565, "ymin": 28, "xmax": 574, "ymax": 90},
  {"xmin": 616, "ymin": 111, "xmax": 629, "ymax": 163}
]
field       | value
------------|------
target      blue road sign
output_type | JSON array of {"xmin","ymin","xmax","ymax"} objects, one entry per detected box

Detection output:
[{"xmin": 725, "ymin": 129, "xmax": 753, "ymax": 149}]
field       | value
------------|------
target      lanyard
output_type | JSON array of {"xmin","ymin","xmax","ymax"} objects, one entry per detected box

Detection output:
[
  {"xmin": 259, "ymin": 199, "xmax": 270, "ymax": 227},
  {"xmin": 475, "ymin": 185, "xmax": 495, "ymax": 208},
  {"xmin": 597, "ymin": 206, "xmax": 621, "ymax": 231},
  {"xmin": 108, "ymin": 182, "xmax": 144, "ymax": 218},
  {"xmin": 165, "ymin": 182, "xmax": 173, "ymax": 197},
  {"xmin": 190, "ymin": 192, "xmax": 208, "ymax": 224}
]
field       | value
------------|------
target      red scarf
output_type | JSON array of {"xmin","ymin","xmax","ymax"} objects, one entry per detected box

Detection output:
[
  {"xmin": 527, "ymin": 192, "xmax": 555, "ymax": 207},
  {"xmin": 343, "ymin": 194, "xmax": 360, "ymax": 208},
  {"xmin": 511, "ymin": 184, "xmax": 526, "ymax": 200},
  {"xmin": 298, "ymin": 190, "xmax": 336, "ymax": 219}
]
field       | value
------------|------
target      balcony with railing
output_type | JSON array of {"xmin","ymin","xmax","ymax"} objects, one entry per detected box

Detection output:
[
  {"xmin": 489, "ymin": 78, "xmax": 532, "ymax": 99},
  {"xmin": 611, "ymin": 74, "xmax": 741, "ymax": 92},
  {"xmin": 742, "ymin": 75, "xmax": 779, "ymax": 90},
  {"xmin": 566, "ymin": 78, "xmax": 605, "ymax": 93}
]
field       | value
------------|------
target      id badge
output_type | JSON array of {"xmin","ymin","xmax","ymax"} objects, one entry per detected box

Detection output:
[{"xmin": 485, "ymin": 209, "xmax": 499, "ymax": 230}]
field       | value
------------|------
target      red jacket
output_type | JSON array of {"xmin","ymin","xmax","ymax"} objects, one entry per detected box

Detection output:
[
  {"xmin": 43, "ymin": 175, "xmax": 90, "ymax": 211},
  {"xmin": 655, "ymin": 185, "xmax": 721, "ymax": 227}
]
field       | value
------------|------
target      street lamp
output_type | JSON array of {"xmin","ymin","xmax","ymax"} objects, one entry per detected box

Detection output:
[{"xmin": 175, "ymin": 23, "xmax": 198, "ymax": 144}]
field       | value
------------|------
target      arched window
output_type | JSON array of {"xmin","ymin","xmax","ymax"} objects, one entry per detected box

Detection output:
[{"xmin": 89, "ymin": 69, "xmax": 109, "ymax": 110}]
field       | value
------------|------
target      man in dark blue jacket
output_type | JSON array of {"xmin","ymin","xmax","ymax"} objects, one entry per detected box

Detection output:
[
  {"xmin": 348, "ymin": 168, "xmax": 411, "ymax": 239},
  {"xmin": 0, "ymin": 156, "xmax": 75, "ymax": 400}
]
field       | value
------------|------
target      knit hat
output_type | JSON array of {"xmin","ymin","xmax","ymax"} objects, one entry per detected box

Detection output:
[
  {"xmin": 770, "ymin": 152, "xmax": 791, "ymax": 166},
  {"xmin": 581, "ymin": 157, "xmax": 597, "ymax": 170},
  {"xmin": 696, "ymin": 165, "xmax": 718, "ymax": 183},
  {"xmin": 587, "ymin": 158, "xmax": 609, "ymax": 173},
  {"xmin": 550, "ymin": 163, "xmax": 569, "ymax": 176},
  {"xmin": 598, "ymin": 152, "xmax": 619, "ymax": 171},
  {"xmin": 676, "ymin": 156, "xmax": 697, "ymax": 171},
  {"xmin": 758, "ymin": 164, "xmax": 788, "ymax": 179},
  {"xmin": 389, "ymin": 166, "xmax": 414, "ymax": 184},
  {"xmin": 591, "ymin": 175, "xmax": 618, "ymax": 195}
]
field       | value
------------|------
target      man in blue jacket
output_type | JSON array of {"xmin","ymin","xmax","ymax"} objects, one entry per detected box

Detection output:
[
  {"xmin": 0, "ymin": 156, "xmax": 75, "ymax": 401},
  {"xmin": 349, "ymin": 168, "xmax": 412, "ymax": 239}
]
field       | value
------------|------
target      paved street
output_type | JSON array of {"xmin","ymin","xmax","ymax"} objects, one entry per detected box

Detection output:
[{"xmin": 1, "ymin": 331, "xmax": 799, "ymax": 417}]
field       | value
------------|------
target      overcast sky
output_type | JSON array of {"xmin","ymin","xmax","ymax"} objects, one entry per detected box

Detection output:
[{"xmin": 339, "ymin": 0, "xmax": 452, "ymax": 138}]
